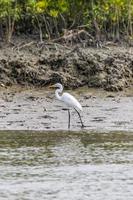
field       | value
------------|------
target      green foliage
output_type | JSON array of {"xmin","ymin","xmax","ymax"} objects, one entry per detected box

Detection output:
[
  {"xmin": 0, "ymin": 0, "xmax": 21, "ymax": 19},
  {"xmin": 0, "ymin": 0, "xmax": 133, "ymax": 42},
  {"xmin": 0, "ymin": 0, "xmax": 22, "ymax": 42}
]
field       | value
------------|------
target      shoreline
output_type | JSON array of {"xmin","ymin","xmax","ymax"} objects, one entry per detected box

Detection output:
[{"xmin": 0, "ymin": 87, "xmax": 132, "ymax": 132}]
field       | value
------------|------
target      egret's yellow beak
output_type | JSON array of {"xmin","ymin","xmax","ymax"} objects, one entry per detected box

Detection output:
[{"xmin": 49, "ymin": 84, "xmax": 55, "ymax": 88}]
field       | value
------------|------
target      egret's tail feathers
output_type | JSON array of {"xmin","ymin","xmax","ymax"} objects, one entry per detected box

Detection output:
[
  {"xmin": 76, "ymin": 102, "xmax": 82, "ymax": 111},
  {"xmin": 79, "ymin": 105, "xmax": 83, "ymax": 111}
]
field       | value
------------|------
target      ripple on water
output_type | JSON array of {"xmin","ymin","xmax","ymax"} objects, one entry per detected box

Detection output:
[{"xmin": 0, "ymin": 130, "xmax": 133, "ymax": 200}]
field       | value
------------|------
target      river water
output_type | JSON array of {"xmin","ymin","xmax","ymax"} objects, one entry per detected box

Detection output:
[
  {"xmin": 0, "ymin": 130, "xmax": 133, "ymax": 200},
  {"xmin": 0, "ymin": 88, "xmax": 133, "ymax": 199}
]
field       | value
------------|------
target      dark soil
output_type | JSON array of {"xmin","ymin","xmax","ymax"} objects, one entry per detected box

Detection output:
[{"xmin": 0, "ymin": 38, "xmax": 133, "ymax": 91}]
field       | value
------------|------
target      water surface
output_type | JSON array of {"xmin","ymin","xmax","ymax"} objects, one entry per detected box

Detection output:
[{"xmin": 0, "ymin": 130, "xmax": 133, "ymax": 200}]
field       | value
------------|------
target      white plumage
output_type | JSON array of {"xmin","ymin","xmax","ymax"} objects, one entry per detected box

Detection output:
[
  {"xmin": 51, "ymin": 83, "xmax": 84, "ymax": 128},
  {"xmin": 61, "ymin": 92, "xmax": 82, "ymax": 111}
]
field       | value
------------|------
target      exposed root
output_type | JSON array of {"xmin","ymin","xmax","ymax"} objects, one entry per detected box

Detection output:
[{"xmin": 53, "ymin": 29, "xmax": 95, "ymax": 47}]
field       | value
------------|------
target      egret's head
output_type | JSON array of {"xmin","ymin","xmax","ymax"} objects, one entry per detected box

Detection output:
[
  {"xmin": 49, "ymin": 83, "xmax": 63, "ymax": 89},
  {"xmin": 54, "ymin": 83, "xmax": 62, "ymax": 88}
]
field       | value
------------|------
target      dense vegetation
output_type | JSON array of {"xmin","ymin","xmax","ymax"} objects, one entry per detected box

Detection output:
[{"xmin": 0, "ymin": 0, "xmax": 133, "ymax": 43}]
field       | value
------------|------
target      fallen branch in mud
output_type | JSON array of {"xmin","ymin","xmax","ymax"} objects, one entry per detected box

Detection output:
[
  {"xmin": 12, "ymin": 41, "xmax": 35, "ymax": 52},
  {"xmin": 18, "ymin": 41, "xmax": 35, "ymax": 50},
  {"xmin": 12, "ymin": 40, "xmax": 72, "ymax": 53},
  {"xmin": 52, "ymin": 29, "xmax": 94, "ymax": 47},
  {"xmin": 11, "ymin": 29, "xmax": 96, "ymax": 53},
  {"xmin": 37, "ymin": 42, "xmax": 71, "ymax": 52}
]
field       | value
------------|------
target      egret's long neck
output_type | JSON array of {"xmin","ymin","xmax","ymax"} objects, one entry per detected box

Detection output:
[{"xmin": 55, "ymin": 86, "xmax": 63, "ymax": 101}]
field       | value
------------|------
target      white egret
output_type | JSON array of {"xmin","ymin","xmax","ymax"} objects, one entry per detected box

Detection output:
[{"xmin": 50, "ymin": 83, "xmax": 84, "ymax": 128}]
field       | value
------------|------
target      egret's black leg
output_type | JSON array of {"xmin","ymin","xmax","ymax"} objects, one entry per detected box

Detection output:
[
  {"xmin": 74, "ymin": 108, "xmax": 84, "ymax": 128},
  {"xmin": 68, "ymin": 109, "xmax": 71, "ymax": 129}
]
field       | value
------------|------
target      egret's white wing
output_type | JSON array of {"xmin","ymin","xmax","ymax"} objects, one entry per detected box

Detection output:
[{"xmin": 61, "ymin": 92, "xmax": 82, "ymax": 111}]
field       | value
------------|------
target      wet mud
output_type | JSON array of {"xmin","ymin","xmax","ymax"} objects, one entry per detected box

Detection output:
[
  {"xmin": 0, "ymin": 40, "xmax": 133, "ymax": 91},
  {"xmin": 0, "ymin": 87, "xmax": 132, "ymax": 131}
]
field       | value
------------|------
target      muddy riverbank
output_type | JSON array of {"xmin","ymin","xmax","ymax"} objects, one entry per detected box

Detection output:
[
  {"xmin": 0, "ymin": 86, "xmax": 132, "ymax": 131},
  {"xmin": 0, "ymin": 39, "xmax": 133, "ymax": 91}
]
